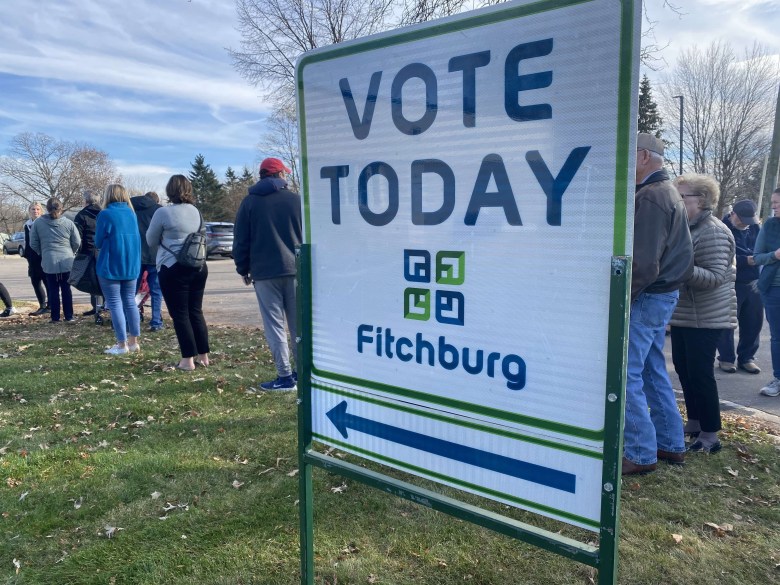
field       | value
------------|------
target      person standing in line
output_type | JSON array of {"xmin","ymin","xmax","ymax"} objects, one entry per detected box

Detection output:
[
  {"xmin": 753, "ymin": 188, "xmax": 780, "ymax": 398},
  {"xmin": 716, "ymin": 199, "xmax": 762, "ymax": 375},
  {"xmin": 146, "ymin": 175, "xmax": 210, "ymax": 371},
  {"xmin": 670, "ymin": 174, "xmax": 736, "ymax": 455},
  {"xmin": 73, "ymin": 190, "xmax": 104, "ymax": 324},
  {"xmin": 234, "ymin": 158, "xmax": 301, "ymax": 391},
  {"xmin": 0, "ymin": 282, "xmax": 17, "ymax": 317},
  {"xmin": 130, "ymin": 191, "xmax": 164, "ymax": 332},
  {"xmin": 23, "ymin": 202, "xmax": 49, "ymax": 316},
  {"xmin": 95, "ymin": 185, "xmax": 142, "ymax": 355},
  {"xmin": 29, "ymin": 198, "xmax": 81, "ymax": 323},
  {"xmin": 622, "ymin": 133, "xmax": 693, "ymax": 475}
]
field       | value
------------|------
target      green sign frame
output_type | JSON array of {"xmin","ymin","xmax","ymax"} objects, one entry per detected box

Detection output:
[{"xmin": 295, "ymin": 0, "xmax": 638, "ymax": 581}]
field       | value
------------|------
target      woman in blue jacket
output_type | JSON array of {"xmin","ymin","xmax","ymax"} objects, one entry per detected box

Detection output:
[{"xmin": 95, "ymin": 184, "xmax": 142, "ymax": 355}]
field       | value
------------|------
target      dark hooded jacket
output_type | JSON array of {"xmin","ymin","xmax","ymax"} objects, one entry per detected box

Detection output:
[
  {"xmin": 233, "ymin": 177, "xmax": 301, "ymax": 280},
  {"xmin": 73, "ymin": 204, "xmax": 101, "ymax": 256},
  {"xmin": 721, "ymin": 213, "xmax": 760, "ymax": 284},
  {"xmin": 632, "ymin": 169, "xmax": 694, "ymax": 302},
  {"xmin": 130, "ymin": 194, "xmax": 162, "ymax": 265}
]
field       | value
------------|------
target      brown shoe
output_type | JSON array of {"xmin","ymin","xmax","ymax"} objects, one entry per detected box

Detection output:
[
  {"xmin": 718, "ymin": 361, "xmax": 737, "ymax": 373},
  {"xmin": 738, "ymin": 362, "xmax": 761, "ymax": 374},
  {"xmin": 621, "ymin": 457, "xmax": 656, "ymax": 476},
  {"xmin": 657, "ymin": 449, "xmax": 685, "ymax": 465}
]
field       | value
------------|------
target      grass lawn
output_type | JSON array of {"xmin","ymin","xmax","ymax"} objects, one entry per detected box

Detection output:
[{"xmin": 0, "ymin": 308, "xmax": 779, "ymax": 585}]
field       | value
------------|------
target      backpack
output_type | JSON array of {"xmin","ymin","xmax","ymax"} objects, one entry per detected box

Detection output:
[{"xmin": 161, "ymin": 211, "xmax": 206, "ymax": 269}]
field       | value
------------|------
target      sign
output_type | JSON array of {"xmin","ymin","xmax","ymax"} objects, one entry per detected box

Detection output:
[{"xmin": 297, "ymin": 0, "xmax": 638, "ymax": 533}]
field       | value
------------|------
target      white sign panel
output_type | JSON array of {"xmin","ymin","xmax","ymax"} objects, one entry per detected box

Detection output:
[{"xmin": 297, "ymin": 0, "xmax": 638, "ymax": 530}]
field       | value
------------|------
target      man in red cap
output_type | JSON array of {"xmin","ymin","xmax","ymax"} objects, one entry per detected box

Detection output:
[{"xmin": 234, "ymin": 157, "xmax": 301, "ymax": 391}]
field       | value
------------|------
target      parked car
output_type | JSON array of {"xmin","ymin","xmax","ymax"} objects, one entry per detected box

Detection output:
[
  {"xmin": 205, "ymin": 222, "xmax": 234, "ymax": 259},
  {"xmin": 3, "ymin": 231, "xmax": 24, "ymax": 255}
]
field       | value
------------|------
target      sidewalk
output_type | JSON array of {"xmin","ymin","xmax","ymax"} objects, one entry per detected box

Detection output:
[{"xmin": 662, "ymin": 328, "xmax": 780, "ymax": 431}]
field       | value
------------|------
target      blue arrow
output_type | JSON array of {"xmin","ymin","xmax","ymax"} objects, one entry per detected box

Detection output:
[{"xmin": 326, "ymin": 401, "xmax": 576, "ymax": 494}]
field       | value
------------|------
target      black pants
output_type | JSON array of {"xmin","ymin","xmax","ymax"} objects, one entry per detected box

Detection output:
[
  {"xmin": 0, "ymin": 282, "xmax": 11, "ymax": 308},
  {"xmin": 45, "ymin": 272, "xmax": 73, "ymax": 321},
  {"xmin": 27, "ymin": 262, "xmax": 47, "ymax": 307},
  {"xmin": 158, "ymin": 263, "xmax": 210, "ymax": 358},
  {"xmin": 717, "ymin": 281, "xmax": 763, "ymax": 365},
  {"xmin": 671, "ymin": 326, "xmax": 724, "ymax": 433}
]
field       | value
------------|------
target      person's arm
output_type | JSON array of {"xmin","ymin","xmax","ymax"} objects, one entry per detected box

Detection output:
[
  {"xmin": 232, "ymin": 199, "xmax": 251, "ymax": 277},
  {"xmin": 70, "ymin": 221, "xmax": 81, "ymax": 253},
  {"xmin": 146, "ymin": 208, "xmax": 164, "ymax": 260},
  {"xmin": 630, "ymin": 197, "xmax": 668, "ymax": 301},
  {"xmin": 687, "ymin": 225, "xmax": 734, "ymax": 290},
  {"xmin": 752, "ymin": 223, "xmax": 778, "ymax": 266},
  {"xmin": 29, "ymin": 223, "xmax": 41, "ymax": 255},
  {"xmin": 94, "ymin": 211, "xmax": 109, "ymax": 250}
]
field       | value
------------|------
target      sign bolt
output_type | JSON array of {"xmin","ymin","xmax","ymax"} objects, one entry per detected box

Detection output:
[
  {"xmin": 607, "ymin": 393, "xmax": 617, "ymax": 402},
  {"xmin": 603, "ymin": 482, "xmax": 614, "ymax": 493}
]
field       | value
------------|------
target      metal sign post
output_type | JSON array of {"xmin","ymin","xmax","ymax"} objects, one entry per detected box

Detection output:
[{"xmin": 296, "ymin": 0, "xmax": 640, "ymax": 582}]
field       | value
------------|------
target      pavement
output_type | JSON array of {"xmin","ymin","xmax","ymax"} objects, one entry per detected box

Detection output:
[{"xmin": 1, "ymin": 253, "xmax": 779, "ymax": 428}]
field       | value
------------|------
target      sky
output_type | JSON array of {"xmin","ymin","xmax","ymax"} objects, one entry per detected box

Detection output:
[{"xmin": 0, "ymin": 0, "xmax": 778, "ymax": 193}]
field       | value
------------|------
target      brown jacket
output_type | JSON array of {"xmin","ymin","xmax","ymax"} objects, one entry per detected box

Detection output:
[{"xmin": 632, "ymin": 170, "xmax": 694, "ymax": 302}]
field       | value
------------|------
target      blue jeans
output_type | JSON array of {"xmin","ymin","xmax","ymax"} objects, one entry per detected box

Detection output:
[
  {"xmin": 761, "ymin": 286, "xmax": 780, "ymax": 379},
  {"xmin": 624, "ymin": 291, "xmax": 685, "ymax": 465},
  {"xmin": 138, "ymin": 264, "xmax": 163, "ymax": 328},
  {"xmin": 98, "ymin": 276, "xmax": 141, "ymax": 343}
]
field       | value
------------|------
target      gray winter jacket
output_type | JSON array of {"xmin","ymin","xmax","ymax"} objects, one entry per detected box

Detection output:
[
  {"xmin": 669, "ymin": 210, "xmax": 737, "ymax": 329},
  {"xmin": 29, "ymin": 215, "xmax": 81, "ymax": 275}
]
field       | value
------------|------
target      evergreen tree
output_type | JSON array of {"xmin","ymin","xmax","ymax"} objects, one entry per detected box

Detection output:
[
  {"xmin": 638, "ymin": 74, "xmax": 663, "ymax": 137},
  {"xmin": 189, "ymin": 154, "xmax": 224, "ymax": 220},
  {"xmin": 240, "ymin": 166, "xmax": 255, "ymax": 185},
  {"xmin": 225, "ymin": 166, "xmax": 239, "ymax": 188}
]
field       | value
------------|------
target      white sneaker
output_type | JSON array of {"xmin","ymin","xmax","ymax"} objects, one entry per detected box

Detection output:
[
  {"xmin": 104, "ymin": 344, "xmax": 129, "ymax": 355},
  {"xmin": 128, "ymin": 343, "xmax": 140, "ymax": 352},
  {"xmin": 0, "ymin": 306, "xmax": 17, "ymax": 317},
  {"xmin": 759, "ymin": 378, "xmax": 780, "ymax": 397}
]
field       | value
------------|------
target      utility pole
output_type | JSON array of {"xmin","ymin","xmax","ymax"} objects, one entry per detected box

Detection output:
[
  {"xmin": 672, "ymin": 95, "xmax": 684, "ymax": 175},
  {"xmin": 761, "ymin": 83, "xmax": 780, "ymax": 219}
]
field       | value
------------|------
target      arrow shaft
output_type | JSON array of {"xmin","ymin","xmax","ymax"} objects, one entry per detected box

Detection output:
[{"xmin": 344, "ymin": 411, "xmax": 576, "ymax": 493}]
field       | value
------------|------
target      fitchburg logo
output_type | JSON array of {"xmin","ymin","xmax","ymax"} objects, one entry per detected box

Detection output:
[
  {"xmin": 355, "ymin": 248, "xmax": 526, "ymax": 390},
  {"xmin": 404, "ymin": 249, "xmax": 465, "ymax": 326}
]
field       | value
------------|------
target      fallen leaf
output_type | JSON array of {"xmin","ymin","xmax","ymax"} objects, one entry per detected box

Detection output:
[
  {"xmin": 672, "ymin": 534, "xmax": 683, "ymax": 544},
  {"xmin": 73, "ymin": 497, "xmax": 83, "ymax": 509},
  {"xmin": 437, "ymin": 559, "xmax": 448, "ymax": 568},
  {"xmin": 286, "ymin": 469, "xmax": 299, "ymax": 477},
  {"xmin": 725, "ymin": 467, "xmax": 739, "ymax": 477},
  {"xmin": 19, "ymin": 492, "xmax": 29, "ymax": 502},
  {"xmin": 367, "ymin": 574, "xmax": 378, "ymax": 584},
  {"xmin": 331, "ymin": 482, "xmax": 347, "ymax": 494},
  {"xmin": 13, "ymin": 558, "xmax": 20, "ymax": 574},
  {"xmin": 151, "ymin": 491, "xmax": 162, "ymax": 500},
  {"xmin": 232, "ymin": 480, "xmax": 244, "ymax": 489}
]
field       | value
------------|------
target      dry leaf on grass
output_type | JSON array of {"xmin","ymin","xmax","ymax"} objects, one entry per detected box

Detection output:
[
  {"xmin": 73, "ymin": 497, "xmax": 83, "ymax": 509},
  {"xmin": 150, "ymin": 491, "xmax": 162, "ymax": 500},
  {"xmin": 672, "ymin": 534, "xmax": 683, "ymax": 544},
  {"xmin": 367, "ymin": 574, "xmax": 378, "ymax": 584},
  {"xmin": 12, "ymin": 558, "xmax": 20, "ymax": 574},
  {"xmin": 232, "ymin": 480, "xmax": 244, "ymax": 489},
  {"xmin": 331, "ymin": 482, "xmax": 347, "ymax": 494},
  {"xmin": 726, "ymin": 467, "xmax": 739, "ymax": 477},
  {"xmin": 286, "ymin": 469, "xmax": 299, "ymax": 477},
  {"xmin": 704, "ymin": 522, "xmax": 734, "ymax": 537}
]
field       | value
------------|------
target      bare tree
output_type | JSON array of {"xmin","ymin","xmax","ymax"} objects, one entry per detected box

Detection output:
[
  {"xmin": 660, "ymin": 42, "xmax": 778, "ymax": 216},
  {"xmin": 259, "ymin": 105, "xmax": 302, "ymax": 191},
  {"xmin": 0, "ymin": 133, "xmax": 117, "ymax": 210},
  {"xmin": 230, "ymin": 0, "xmax": 397, "ymax": 108}
]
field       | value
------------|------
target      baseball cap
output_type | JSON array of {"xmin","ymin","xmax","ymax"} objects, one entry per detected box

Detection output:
[
  {"xmin": 259, "ymin": 157, "xmax": 291, "ymax": 174},
  {"xmin": 732, "ymin": 199, "xmax": 758, "ymax": 225},
  {"xmin": 637, "ymin": 133, "xmax": 664, "ymax": 156}
]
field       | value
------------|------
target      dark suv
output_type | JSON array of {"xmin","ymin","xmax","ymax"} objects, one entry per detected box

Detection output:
[{"xmin": 204, "ymin": 222, "xmax": 234, "ymax": 259}]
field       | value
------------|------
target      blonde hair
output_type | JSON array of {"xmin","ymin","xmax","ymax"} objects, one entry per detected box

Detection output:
[
  {"xmin": 674, "ymin": 173, "xmax": 720, "ymax": 211},
  {"xmin": 103, "ymin": 184, "xmax": 133, "ymax": 208},
  {"xmin": 28, "ymin": 202, "xmax": 42, "ymax": 212}
]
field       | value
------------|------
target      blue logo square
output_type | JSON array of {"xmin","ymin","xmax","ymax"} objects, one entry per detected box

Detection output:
[
  {"xmin": 404, "ymin": 249, "xmax": 431, "ymax": 283},
  {"xmin": 436, "ymin": 290, "xmax": 464, "ymax": 326}
]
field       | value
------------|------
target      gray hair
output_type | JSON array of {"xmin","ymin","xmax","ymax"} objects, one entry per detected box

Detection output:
[
  {"xmin": 674, "ymin": 173, "xmax": 721, "ymax": 211},
  {"xmin": 648, "ymin": 150, "xmax": 664, "ymax": 165},
  {"xmin": 83, "ymin": 190, "xmax": 101, "ymax": 206}
]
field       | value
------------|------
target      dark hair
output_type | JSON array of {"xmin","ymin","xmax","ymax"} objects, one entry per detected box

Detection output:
[
  {"xmin": 165, "ymin": 175, "xmax": 195, "ymax": 204},
  {"xmin": 144, "ymin": 191, "xmax": 160, "ymax": 204},
  {"xmin": 46, "ymin": 197, "xmax": 63, "ymax": 219},
  {"xmin": 259, "ymin": 169, "xmax": 283, "ymax": 179}
]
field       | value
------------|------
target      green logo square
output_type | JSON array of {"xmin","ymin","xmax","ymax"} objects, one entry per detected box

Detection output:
[
  {"xmin": 404, "ymin": 288, "xmax": 430, "ymax": 320},
  {"xmin": 436, "ymin": 251, "xmax": 465, "ymax": 285}
]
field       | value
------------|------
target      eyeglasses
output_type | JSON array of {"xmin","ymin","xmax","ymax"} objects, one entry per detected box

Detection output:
[{"xmin": 679, "ymin": 192, "xmax": 702, "ymax": 198}]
